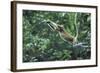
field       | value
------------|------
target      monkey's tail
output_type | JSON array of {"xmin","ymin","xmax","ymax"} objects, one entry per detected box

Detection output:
[{"xmin": 74, "ymin": 13, "xmax": 79, "ymax": 43}]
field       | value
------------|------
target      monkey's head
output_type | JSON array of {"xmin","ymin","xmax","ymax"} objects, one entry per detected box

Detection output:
[{"xmin": 56, "ymin": 25, "xmax": 65, "ymax": 32}]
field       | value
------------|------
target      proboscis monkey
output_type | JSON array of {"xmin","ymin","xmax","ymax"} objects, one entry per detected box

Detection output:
[{"xmin": 46, "ymin": 20, "xmax": 78, "ymax": 45}]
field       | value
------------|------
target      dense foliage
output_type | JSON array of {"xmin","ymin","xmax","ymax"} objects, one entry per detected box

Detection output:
[{"xmin": 23, "ymin": 10, "xmax": 91, "ymax": 62}]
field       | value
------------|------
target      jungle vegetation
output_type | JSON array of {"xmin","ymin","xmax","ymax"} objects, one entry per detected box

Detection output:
[{"xmin": 23, "ymin": 10, "xmax": 91, "ymax": 62}]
